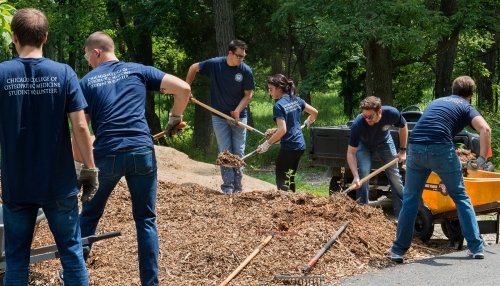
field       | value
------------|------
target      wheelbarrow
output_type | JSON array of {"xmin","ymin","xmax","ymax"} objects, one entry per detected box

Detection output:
[
  {"xmin": 0, "ymin": 205, "xmax": 121, "ymax": 276},
  {"xmin": 414, "ymin": 170, "xmax": 500, "ymax": 246}
]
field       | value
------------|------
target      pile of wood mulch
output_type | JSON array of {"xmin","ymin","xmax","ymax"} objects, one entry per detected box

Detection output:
[{"xmin": 26, "ymin": 181, "xmax": 454, "ymax": 286}]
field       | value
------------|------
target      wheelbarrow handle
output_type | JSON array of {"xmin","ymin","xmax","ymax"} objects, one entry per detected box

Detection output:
[
  {"xmin": 190, "ymin": 96, "xmax": 265, "ymax": 137},
  {"xmin": 341, "ymin": 157, "xmax": 399, "ymax": 194}
]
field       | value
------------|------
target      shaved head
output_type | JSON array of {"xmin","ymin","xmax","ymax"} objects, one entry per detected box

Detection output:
[{"xmin": 84, "ymin": 31, "xmax": 115, "ymax": 52}]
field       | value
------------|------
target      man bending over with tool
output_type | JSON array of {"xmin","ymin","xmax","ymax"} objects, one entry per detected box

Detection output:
[
  {"xmin": 346, "ymin": 96, "xmax": 407, "ymax": 217},
  {"xmin": 0, "ymin": 8, "xmax": 97, "ymax": 285},
  {"xmin": 388, "ymin": 75, "xmax": 491, "ymax": 263},
  {"xmin": 78, "ymin": 31, "xmax": 190, "ymax": 286},
  {"xmin": 186, "ymin": 40, "xmax": 255, "ymax": 194}
]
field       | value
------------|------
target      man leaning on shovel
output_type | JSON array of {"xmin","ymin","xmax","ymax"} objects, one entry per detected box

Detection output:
[{"xmin": 346, "ymin": 96, "xmax": 407, "ymax": 218}]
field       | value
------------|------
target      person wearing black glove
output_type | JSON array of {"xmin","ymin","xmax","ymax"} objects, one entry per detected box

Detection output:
[
  {"xmin": 0, "ymin": 8, "xmax": 96, "ymax": 285},
  {"xmin": 78, "ymin": 167, "xmax": 100, "ymax": 202},
  {"xmin": 388, "ymin": 75, "xmax": 491, "ymax": 263},
  {"xmin": 78, "ymin": 31, "xmax": 190, "ymax": 286}
]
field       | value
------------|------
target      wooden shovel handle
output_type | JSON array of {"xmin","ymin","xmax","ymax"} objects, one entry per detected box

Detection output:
[
  {"xmin": 219, "ymin": 235, "xmax": 273, "ymax": 286},
  {"xmin": 341, "ymin": 157, "xmax": 399, "ymax": 194},
  {"xmin": 190, "ymin": 97, "xmax": 265, "ymax": 137}
]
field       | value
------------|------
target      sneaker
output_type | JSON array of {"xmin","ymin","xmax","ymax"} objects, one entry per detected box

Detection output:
[
  {"xmin": 57, "ymin": 268, "xmax": 64, "ymax": 286},
  {"xmin": 467, "ymin": 249, "xmax": 484, "ymax": 259},
  {"xmin": 385, "ymin": 249, "xmax": 404, "ymax": 263}
]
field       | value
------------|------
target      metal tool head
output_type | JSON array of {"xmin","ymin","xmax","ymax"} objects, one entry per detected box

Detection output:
[
  {"xmin": 215, "ymin": 149, "xmax": 258, "ymax": 168},
  {"xmin": 273, "ymin": 274, "xmax": 325, "ymax": 286}
]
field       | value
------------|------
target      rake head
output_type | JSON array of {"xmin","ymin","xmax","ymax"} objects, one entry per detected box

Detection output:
[{"xmin": 273, "ymin": 274, "xmax": 325, "ymax": 286}]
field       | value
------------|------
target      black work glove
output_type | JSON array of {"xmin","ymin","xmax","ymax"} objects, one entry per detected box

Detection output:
[
  {"xmin": 165, "ymin": 113, "xmax": 183, "ymax": 137},
  {"xmin": 78, "ymin": 167, "xmax": 99, "ymax": 203}
]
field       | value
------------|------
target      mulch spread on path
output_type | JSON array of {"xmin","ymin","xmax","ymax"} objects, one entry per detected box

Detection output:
[{"xmin": 27, "ymin": 181, "xmax": 454, "ymax": 286}]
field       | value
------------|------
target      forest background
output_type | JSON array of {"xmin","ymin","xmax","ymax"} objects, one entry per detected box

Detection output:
[{"xmin": 1, "ymin": 0, "xmax": 499, "ymax": 192}]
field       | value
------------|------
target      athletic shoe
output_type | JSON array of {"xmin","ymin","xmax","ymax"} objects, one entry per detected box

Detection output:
[
  {"xmin": 467, "ymin": 249, "xmax": 485, "ymax": 259},
  {"xmin": 385, "ymin": 249, "xmax": 404, "ymax": 263}
]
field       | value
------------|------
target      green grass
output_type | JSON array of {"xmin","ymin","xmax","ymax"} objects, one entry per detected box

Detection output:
[{"xmin": 246, "ymin": 165, "xmax": 331, "ymax": 197}]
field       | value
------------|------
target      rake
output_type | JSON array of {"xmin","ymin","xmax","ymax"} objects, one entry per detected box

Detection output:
[{"xmin": 273, "ymin": 221, "xmax": 349, "ymax": 285}]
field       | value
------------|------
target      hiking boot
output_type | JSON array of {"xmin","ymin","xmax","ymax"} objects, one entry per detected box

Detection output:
[
  {"xmin": 467, "ymin": 249, "xmax": 485, "ymax": 259},
  {"xmin": 385, "ymin": 249, "xmax": 404, "ymax": 263}
]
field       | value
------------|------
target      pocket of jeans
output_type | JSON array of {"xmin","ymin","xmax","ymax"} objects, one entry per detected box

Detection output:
[
  {"xmin": 97, "ymin": 155, "xmax": 116, "ymax": 177},
  {"xmin": 133, "ymin": 150, "xmax": 155, "ymax": 175}
]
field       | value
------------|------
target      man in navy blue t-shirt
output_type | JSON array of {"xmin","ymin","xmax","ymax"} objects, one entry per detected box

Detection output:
[
  {"xmin": 347, "ymin": 96, "xmax": 407, "ymax": 217},
  {"xmin": 0, "ymin": 8, "xmax": 97, "ymax": 285},
  {"xmin": 388, "ymin": 76, "xmax": 491, "ymax": 263},
  {"xmin": 78, "ymin": 31, "xmax": 191, "ymax": 286},
  {"xmin": 186, "ymin": 40, "xmax": 255, "ymax": 194}
]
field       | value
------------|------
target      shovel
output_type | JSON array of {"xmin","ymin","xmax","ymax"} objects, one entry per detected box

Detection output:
[
  {"xmin": 216, "ymin": 149, "xmax": 259, "ymax": 168},
  {"xmin": 190, "ymin": 96, "xmax": 266, "ymax": 137},
  {"xmin": 340, "ymin": 157, "xmax": 399, "ymax": 194},
  {"xmin": 216, "ymin": 124, "xmax": 307, "ymax": 168}
]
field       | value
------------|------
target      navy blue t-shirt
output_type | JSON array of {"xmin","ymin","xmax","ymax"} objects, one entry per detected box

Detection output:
[
  {"xmin": 349, "ymin": 106, "xmax": 406, "ymax": 149},
  {"xmin": 410, "ymin": 95, "xmax": 480, "ymax": 144},
  {"xmin": 0, "ymin": 57, "xmax": 87, "ymax": 203},
  {"xmin": 80, "ymin": 61, "xmax": 165, "ymax": 158},
  {"xmin": 273, "ymin": 95, "xmax": 306, "ymax": 150},
  {"xmin": 198, "ymin": 57, "xmax": 255, "ymax": 117}
]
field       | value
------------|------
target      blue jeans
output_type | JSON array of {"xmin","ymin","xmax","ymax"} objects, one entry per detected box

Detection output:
[
  {"xmin": 3, "ymin": 196, "xmax": 88, "ymax": 286},
  {"xmin": 391, "ymin": 143, "xmax": 484, "ymax": 255},
  {"xmin": 212, "ymin": 115, "xmax": 247, "ymax": 194},
  {"xmin": 80, "ymin": 146, "xmax": 159, "ymax": 286},
  {"xmin": 356, "ymin": 136, "xmax": 403, "ymax": 216}
]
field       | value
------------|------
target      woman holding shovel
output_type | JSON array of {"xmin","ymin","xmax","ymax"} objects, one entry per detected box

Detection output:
[{"xmin": 257, "ymin": 74, "xmax": 318, "ymax": 192}]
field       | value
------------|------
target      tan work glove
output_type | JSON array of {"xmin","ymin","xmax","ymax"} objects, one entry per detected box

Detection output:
[
  {"xmin": 78, "ymin": 166, "xmax": 99, "ymax": 203},
  {"xmin": 166, "ymin": 113, "xmax": 183, "ymax": 137}
]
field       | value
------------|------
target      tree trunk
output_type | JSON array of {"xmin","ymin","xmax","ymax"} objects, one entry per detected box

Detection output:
[
  {"xmin": 475, "ymin": 32, "xmax": 498, "ymax": 111},
  {"xmin": 134, "ymin": 21, "xmax": 163, "ymax": 137},
  {"xmin": 214, "ymin": 0, "xmax": 235, "ymax": 56},
  {"xmin": 434, "ymin": 0, "xmax": 459, "ymax": 99},
  {"xmin": 191, "ymin": 0, "xmax": 236, "ymax": 151},
  {"xmin": 364, "ymin": 38, "xmax": 393, "ymax": 105}
]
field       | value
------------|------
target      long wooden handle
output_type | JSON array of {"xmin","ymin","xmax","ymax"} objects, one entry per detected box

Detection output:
[
  {"xmin": 218, "ymin": 235, "xmax": 273, "ymax": 286},
  {"xmin": 190, "ymin": 97, "xmax": 265, "ymax": 137},
  {"xmin": 152, "ymin": 131, "xmax": 166, "ymax": 140},
  {"xmin": 341, "ymin": 157, "xmax": 399, "ymax": 194},
  {"xmin": 303, "ymin": 221, "xmax": 349, "ymax": 273}
]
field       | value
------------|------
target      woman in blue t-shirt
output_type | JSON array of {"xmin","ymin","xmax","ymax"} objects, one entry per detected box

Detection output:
[{"xmin": 257, "ymin": 74, "xmax": 318, "ymax": 191}]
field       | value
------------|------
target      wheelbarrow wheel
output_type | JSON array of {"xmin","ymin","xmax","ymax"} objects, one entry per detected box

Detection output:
[
  {"xmin": 441, "ymin": 220, "xmax": 464, "ymax": 248},
  {"xmin": 414, "ymin": 205, "xmax": 434, "ymax": 242}
]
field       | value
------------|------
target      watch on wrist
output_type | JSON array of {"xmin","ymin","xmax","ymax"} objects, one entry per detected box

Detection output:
[{"xmin": 400, "ymin": 147, "xmax": 407, "ymax": 151}]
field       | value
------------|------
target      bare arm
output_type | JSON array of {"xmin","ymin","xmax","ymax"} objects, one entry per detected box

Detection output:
[
  {"xmin": 397, "ymin": 124, "xmax": 408, "ymax": 161},
  {"xmin": 160, "ymin": 74, "xmax": 191, "ymax": 116},
  {"xmin": 304, "ymin": 103, "xmax": 318, "ymax": 123},
  {"xmin": 233, "ymin": 89, "xmax": 254, "ymax": 114},
  {"xmin": 69, "ymin": 110, "xmax": 96, "ymax": 168},
  {"xmin": 346, "ymin": 145, "xmax": 361, "ymax": 189},
  {"xmin": 267, "ymin": 118, "xmax": 287, "ymax": 144},
  {"xmin": 185, "ymin": 63, "xmax": 200, "ymax": 86},
  {"xmin": 471, "ymin": 115, "xmax": 492, "ymax": 158}
]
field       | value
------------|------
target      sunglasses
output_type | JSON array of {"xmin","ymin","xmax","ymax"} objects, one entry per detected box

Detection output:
[
  {"xmin": 362, "ymin": 112, "xmax": 377, "ymax": 120},
  {"xmin": 233, "ymin": 52, "xmax": 245, "ymax": 60}
]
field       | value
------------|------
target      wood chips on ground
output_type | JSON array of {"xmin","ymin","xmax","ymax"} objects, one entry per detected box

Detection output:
[{"xmin": 24, "ymin": 146, "xmax": 457, "ymax": 286}]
